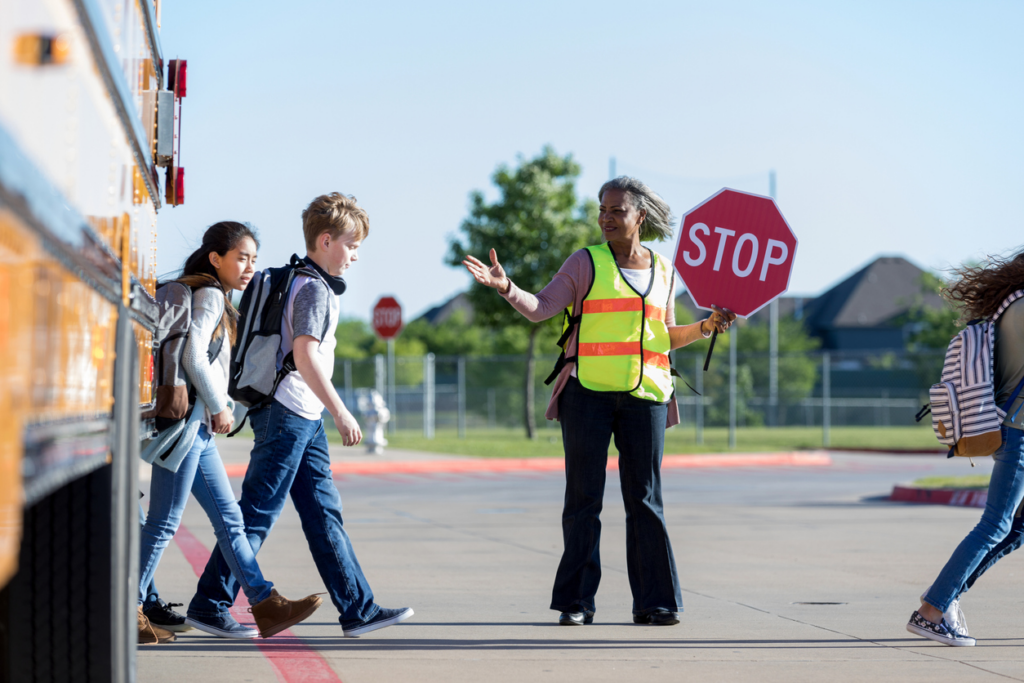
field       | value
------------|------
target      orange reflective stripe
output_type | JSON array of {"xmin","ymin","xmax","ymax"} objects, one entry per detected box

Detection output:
[
  {"xmin": 643, "ymin": 350, "xmax": 670, "ymax": 368},
  {"xmin": 581, "ymin": 299, "xmax": 664, "ymax": 321},
  {"xmin": 582, "ymin": 298, "xmax": 642, "ymax": 314},
  {"xmin": 578, "ymin": 342, "xmax": 640, "ymax": 357}
]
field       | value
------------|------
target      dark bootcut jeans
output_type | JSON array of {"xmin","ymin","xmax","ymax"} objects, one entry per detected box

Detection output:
[
  {"xmin": 187, "ymin": 400, "xmax": 379, "ymax": 630},
  {"xmin": 550, "ymin": 378, "xmax": 682, "ymax": 617}
]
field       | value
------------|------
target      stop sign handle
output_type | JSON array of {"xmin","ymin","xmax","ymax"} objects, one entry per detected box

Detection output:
[{"xmin": 703, "ymin": 328, "xmax": 718, "ymax": 372}]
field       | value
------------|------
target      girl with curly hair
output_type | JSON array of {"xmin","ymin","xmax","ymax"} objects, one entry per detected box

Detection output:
[{"xmin": 908, "ymin": 249, "xmax": 1024, "ymax": 647}]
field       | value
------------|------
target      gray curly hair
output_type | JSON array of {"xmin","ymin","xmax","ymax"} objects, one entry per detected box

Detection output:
[{"xmin": 598, "ymin": 176, "xmax": 675, "ymax": 242}]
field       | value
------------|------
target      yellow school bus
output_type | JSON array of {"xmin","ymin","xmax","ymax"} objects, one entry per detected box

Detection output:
[{"xmin": 0, "ymin": 0, "xmax": 179, "ymax": 678}]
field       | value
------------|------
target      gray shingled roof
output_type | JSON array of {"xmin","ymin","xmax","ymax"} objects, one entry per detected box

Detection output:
[{"xmin": 801, "ymin": 256, "xmax": 943, "ymax": 330}]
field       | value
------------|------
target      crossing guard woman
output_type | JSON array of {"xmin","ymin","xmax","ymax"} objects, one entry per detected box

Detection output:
[{"xmin": 463, "ymin": 176, "xmax": 735, "ymax": 626}]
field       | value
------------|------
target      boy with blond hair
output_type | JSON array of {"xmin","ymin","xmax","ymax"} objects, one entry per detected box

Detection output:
[{"xmin": 187, "ymin": 193, "xmax": 414, "ymax": 638}]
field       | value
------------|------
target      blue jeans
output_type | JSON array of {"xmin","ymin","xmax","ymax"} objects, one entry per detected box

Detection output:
[
  {"xmin": 139, "ymin": 425, "xmax": 274, "ymax": 607},
  {"xmin": 925, "ymin": 427, "xmax": 1024, "ymax": 612},
  {"xmin": 187, "ymin": 400, "xmax": 378, "ymax": 628},
  {"xmin": 551, "ymin": 378, "xmax": 682, "ymax": 616},
  {"xmin": 139, "ymin": 504, "xmax": 161, "ymax": 611}
]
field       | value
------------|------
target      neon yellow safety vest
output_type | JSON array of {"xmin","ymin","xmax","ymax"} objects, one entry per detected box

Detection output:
[{"xmin": 548, "ymin": 243, "xmax": 675, "ymax": 403}]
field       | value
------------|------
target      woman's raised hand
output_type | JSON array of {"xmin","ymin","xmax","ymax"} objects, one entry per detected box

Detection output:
[
  {"xmin": 462, "ymin": 249, "xmax": 510, "ymax": 293},
  {"xmin": 706, "ymin": 305, "xmax": 737, "ymax": 334}
]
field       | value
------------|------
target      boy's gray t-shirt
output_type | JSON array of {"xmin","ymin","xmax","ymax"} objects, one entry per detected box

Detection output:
[
  {"xmin": 274, "ymin": 275, "xmax": 339, "ymax": 419},
  {"xmin": 996, "ymin": 298, "xmax": 1024, "ymax": 430}
]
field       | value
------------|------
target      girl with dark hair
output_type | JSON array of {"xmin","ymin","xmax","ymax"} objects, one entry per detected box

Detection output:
[
  {"xmin": 137, "ymin": 222, "xmax": 322, "ymax": 644},
  {"xmin": 907, "ymin": 250, "xmax": 1024, "ymax": 647}
]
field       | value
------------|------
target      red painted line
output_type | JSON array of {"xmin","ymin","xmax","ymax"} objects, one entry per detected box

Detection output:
[
  {"xmin": 890, "ymin": 485, "xmax": 988, "ymax": 508},
  {"xmin": 173, "ymin": 524, "xmax": 342, "ymax": 683},
  {"xmin": 223, "ymin": 451, "xmax": 830, "ymax": 479}
]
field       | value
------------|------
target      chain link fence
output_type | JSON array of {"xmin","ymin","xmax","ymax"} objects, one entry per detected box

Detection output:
[{"xmin": 335, "ymin": 347, "xmax": 944, "ymax": 442}]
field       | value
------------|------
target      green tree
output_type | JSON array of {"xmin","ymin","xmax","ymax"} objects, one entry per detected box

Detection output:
[
  {"xmin": 447, "ymin": 146, "xmax": 601, "ymax": 438},
  {"xmin": 736, "ymin": 317, "xmax": 821, "ymax": 425},
  {"xmin": 896, "ymin": 272, "xmax": 961, "ymax": 391},
  {"xmin": 900, "ymin": 272, "xmax": 960, "ymax": 350}
]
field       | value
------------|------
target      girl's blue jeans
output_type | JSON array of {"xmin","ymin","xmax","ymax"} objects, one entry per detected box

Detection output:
[
  {"xmin": 138, "ymin": 425, "xmax": 273, "ymax": 606},
  {"xmin": 925, "ymin": 426, "xmax": 1024, "ymax": 613}
]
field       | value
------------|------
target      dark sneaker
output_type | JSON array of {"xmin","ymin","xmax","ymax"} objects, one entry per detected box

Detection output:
[
  {"xmin": 634, "ymin": 609, "xmax": 680, "ymax": 626},
  {"xmin": 342, "ymin": 607, "xmax": 414, "ymax": 638},
  {"xmin": 249, "ymin": 589, "xmax": 323, "ymax": 638},
  {"xmin": 138, "ymin": 605, "xmax": 175, "ymax": 644},
  {"xmin": 558, "ymin": 609, "xmax": 594, "ymax": 626},
  {"xmin": 906, "ymin": 610, "xmax": 976, "ymax": 647},
  {"xmin": 144, "ymin": 600, "xmax": 193, "ymax": 633},
  {"xmin": 185, "ymin": 612, "xmax": 259, "ymax": 639}
]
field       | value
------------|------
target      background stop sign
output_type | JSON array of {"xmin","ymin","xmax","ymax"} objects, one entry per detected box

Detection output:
[
  {"xmin": 372, "ymin": 296, "xmax": 403, "ymax": 339},
  {"xmin": 673, "ymin": 188, "xmax": 797, "ymax": 318}
]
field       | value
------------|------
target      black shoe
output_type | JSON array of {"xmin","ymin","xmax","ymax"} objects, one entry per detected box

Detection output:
[
  {"xmin": 342, "ymin": 607, "xmax": 414, "ymax": 638},
  {"xmin": 144, "ymin": 600, "xmax": 193, "ymax": 633},
  {"xmin": 558, "ymin": 609, "xmax": 594, "ymax": 625},
  {"xmin": 634, "ymin": 609, "xmax": 679, "ymax": 626}
]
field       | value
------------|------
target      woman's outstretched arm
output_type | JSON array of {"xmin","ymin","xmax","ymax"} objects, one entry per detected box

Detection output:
[{"xmin": 462, "ymin": 248, "xmax": 580, "ymax": 323}]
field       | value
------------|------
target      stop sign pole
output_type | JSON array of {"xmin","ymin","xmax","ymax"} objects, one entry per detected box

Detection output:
[
  {"xmin": 372, "ymin": 296, "xmax": 403, "ymax": 433},
  {"xmin": 672, "ymin": 188, "xmax": 798, "ymax": 370}
]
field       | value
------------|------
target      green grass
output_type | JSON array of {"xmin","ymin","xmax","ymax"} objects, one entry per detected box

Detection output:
[
  {"xmin": 329, "ymin": 425, "xmax": 941, "ymax": 458},
  {"xmin": 911, "ymin": 475, "xmax": 991, "ymax": 490}
]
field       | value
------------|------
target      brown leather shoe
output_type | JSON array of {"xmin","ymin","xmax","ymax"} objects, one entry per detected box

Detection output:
[
  {"xmin": 249, "ymin": 589, "xmax": 323, "ymax": 638},
  {"xmin": 138, "ymin": 605, "xmax": 176, "ymax": 644}
]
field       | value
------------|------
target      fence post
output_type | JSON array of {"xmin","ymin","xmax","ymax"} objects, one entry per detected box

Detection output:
[
  {"xmin": 423, "ymin": 353, "xmax": 435, "ymax": 439},
  {"xmin": 457, "ymin": 356, "xmax": 466, "ymax": 439},
  {"xmin": 387, "ymin": 339, "xmax": 396, "ymax": 435},
  {"xmin": 487, "ymin": 388, "xmax": 496, "ymax": 429},
  {"xmin": 769, "ymin": 298, "xmax": 778, "ymax": 427},
  {"xmin": 343, "ymin": 359, "xmax": 353, "ymax": 412},
  {"xmin": 374, "ymin": 354, "xmax": 384, "ymax": 398},
  {"xmin": 695, "ymin": 355, "xmax": 704, "ymax": 445},
  {"xmin": 729, "ymin": 327, "xmax": 737, "ymax": 450},
  {"xmin": 822, "ymin": 352, "xmax": 831, "ymax": 447}
]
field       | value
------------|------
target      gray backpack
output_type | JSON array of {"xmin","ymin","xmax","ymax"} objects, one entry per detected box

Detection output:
[
  {"xmin": 142, "ymin": 278, "xmax": 224, "ymax": 432},
  {"xmin": 227, "ymin": 255, "xmax": 330, "ymax": 435}
]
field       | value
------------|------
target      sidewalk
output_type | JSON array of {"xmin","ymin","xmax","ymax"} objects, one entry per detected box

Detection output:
[{"xmin": 137, "ymin": 452, "xmax": 1023, "ymax": 683}]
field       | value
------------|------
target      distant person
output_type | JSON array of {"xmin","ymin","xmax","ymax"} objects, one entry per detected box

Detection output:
[
  {"xmin": 462, "ymin": 176, "xmax": 735, "ymax": 626},
  {"xmin": 139, "ymin": 221, "xmax": 322, "ymax": 644},
  {"xmin": 186, "ymin": 194, "xmax": 414, "ymax": 638},
  {"xmin": 907, "ymin": 250, "xmax": 1024, "ymax": 646}
]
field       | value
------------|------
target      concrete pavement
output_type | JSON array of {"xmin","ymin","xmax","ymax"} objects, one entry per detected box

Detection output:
[{"xmin": 136, "ymin": 443, "xmax": 1024, "ymax": 682}]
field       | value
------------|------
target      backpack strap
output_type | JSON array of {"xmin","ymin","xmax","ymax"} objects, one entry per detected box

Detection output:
[
  {"xmin": 544, "ymin": 308, "xmax": 581, "ymax": 385},
  {"xmin": 992, "ymin": 290, "xmax": 1024, "ymax": 324}
]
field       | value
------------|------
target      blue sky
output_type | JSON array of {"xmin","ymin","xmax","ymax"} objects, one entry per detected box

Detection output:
[{"xmin": 157, "ymin": 0, "xmax": 1024, "ymax": 321}]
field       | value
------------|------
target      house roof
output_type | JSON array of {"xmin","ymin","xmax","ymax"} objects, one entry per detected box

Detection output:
[
  {"xmin": 801, "ymin": 256, "xmax": 942, "ymax": 331},
  {"xmin": 416, "ymin": 291, "xmax": 475, "ymax": 325}
]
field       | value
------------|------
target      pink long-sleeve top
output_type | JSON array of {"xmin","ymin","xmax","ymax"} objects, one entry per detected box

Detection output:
[{"xmin": 499, "ymin": 248, "xmax": 683, "ymax": 428}]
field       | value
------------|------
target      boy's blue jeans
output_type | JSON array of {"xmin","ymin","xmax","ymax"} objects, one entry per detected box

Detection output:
[
  {"xmin": 925, "ymin": 426, "xmax": 1024, "ymax": 612},
  {"xmin": 188, "ymin": 400, "xmax": 379, "ymax": 628},
  {"xmin": 140, "ymin": 425, "xmax": 274, "ymax": 607}
]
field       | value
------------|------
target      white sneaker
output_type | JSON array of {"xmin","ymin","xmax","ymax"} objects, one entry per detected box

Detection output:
[{"xmin": 907, "ymin": 610, "xmax": 976, "ymax": 647}]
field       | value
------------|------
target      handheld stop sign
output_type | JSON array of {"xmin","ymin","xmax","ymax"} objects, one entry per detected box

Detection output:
[{"xmin": 672, "ymin": 188, "xmax": 798, "ymax": 369}]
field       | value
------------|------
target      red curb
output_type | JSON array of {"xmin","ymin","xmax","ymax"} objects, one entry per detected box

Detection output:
[
  {"xmin": 827, "ymin": 448, "xmax": 946, "ymax": 455},
  {"xmin": 222, "ymin": 451, "xmax": 831, "ymax": 479},
  {"xmin": 890, "ymin": 485, "xmax": 988, "ymax": 508},
  {"xmin": 174, "ymin": 524, "xmax": 343, "ymax": 682}
]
